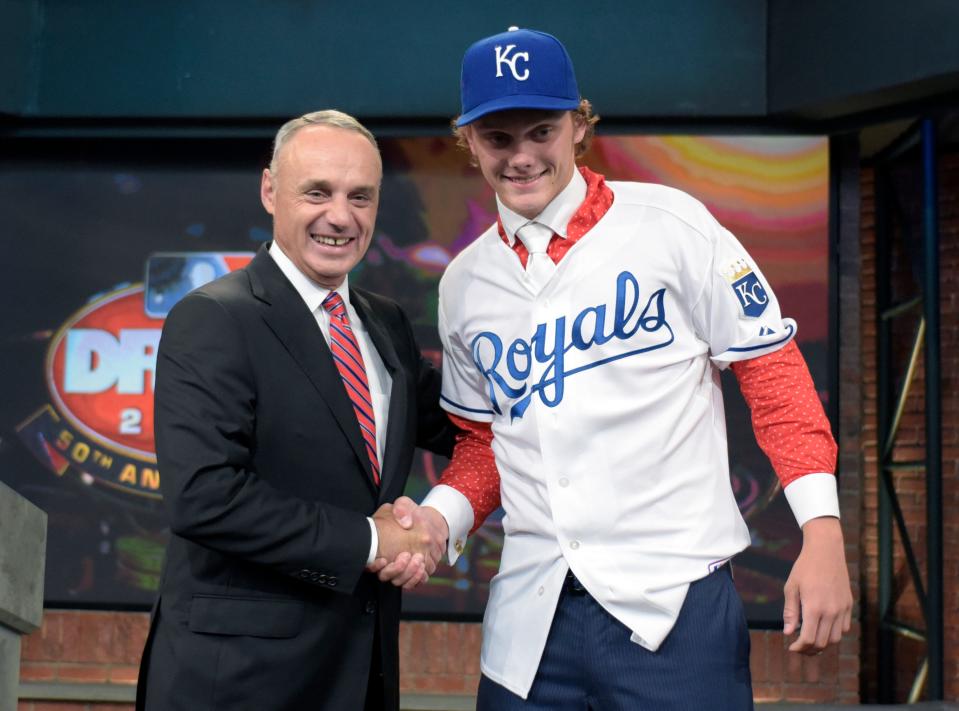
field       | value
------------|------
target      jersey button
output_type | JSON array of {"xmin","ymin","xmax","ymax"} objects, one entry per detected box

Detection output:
[
  {"xmin": 537, "ymin": 586, "xmax": 545, "ymax": 596},
  {"xmin": 558, "ymin": 477, "xmax": 569, "ymax": 488},
  {"xmin": 569, "ymin": 540, "xmax": 580, "ymax": 550}
]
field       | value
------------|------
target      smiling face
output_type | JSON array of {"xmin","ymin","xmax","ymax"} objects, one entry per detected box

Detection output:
[
  {"xmin": 463, "ymin": 109, "xmax": 586, "ymax": 220},
  {"xmin": 260, "ymin": 124, "xmax": 382, "ymax": 289}
]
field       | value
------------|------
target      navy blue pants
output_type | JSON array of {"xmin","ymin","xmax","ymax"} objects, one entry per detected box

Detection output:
[{"xmin": 477, "ymin": 566, "xmax": 753, "ymax": 711}]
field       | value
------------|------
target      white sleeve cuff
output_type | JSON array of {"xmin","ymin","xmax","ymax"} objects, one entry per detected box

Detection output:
[
  {"xmin": 710, "ymin": 319, "xmax": 797, "ymax": 367},
  {"xmin": 422, "ymin": 484, "xmax": 475, "ymax": 564},
  {"xmin": 366, "ymin": 517, "xmax": 378, "ymax": 566},
  {"xmin": 783, "ymin": 473, "xmax": 840, "ymax": 528}
]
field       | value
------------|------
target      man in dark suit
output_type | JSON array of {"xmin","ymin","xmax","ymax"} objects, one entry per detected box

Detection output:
[{"xmin": 136, "ymin": 110, "xmax": 454, "ymax": 711}]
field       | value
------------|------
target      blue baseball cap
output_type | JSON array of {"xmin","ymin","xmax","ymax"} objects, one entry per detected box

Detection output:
[{"xmin": 456, "ymin": 27, "xmax": 580, "ymax": 127}]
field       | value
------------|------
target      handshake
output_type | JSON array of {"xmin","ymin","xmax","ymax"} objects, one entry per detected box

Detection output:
[{"xmin": 368, "ymin": 497, "xmax": 448, "ymax": 590}]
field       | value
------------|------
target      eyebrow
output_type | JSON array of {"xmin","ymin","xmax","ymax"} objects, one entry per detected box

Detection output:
[
  {"xmin": 478, "ymin": 119, "xmax": 561, "ymax": 134},
  {"xmin": 299, "ymin": 179, "xmax": 331, "ymax": 192},
  {"xmin": 299, "ymin": 180, "xmax": 378, "ymax": 194}
]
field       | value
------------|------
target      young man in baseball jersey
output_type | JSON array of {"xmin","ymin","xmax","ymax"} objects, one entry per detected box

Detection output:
[{"xmin": 383, "ymin": 27, "xmax": 853, "ymax": 710}]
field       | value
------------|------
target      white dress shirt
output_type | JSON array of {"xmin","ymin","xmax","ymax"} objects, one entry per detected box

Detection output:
[{"xmin": 269, "ymin": 242, "xmax": 391, "ymax": 564}]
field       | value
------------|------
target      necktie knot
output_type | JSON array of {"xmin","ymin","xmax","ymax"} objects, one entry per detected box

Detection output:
[
  {"xmin": 516, "ymin": 223, "xmax": 556, "ymax": 293},
  {"xmin": 517, "ymin": 222, "xmax": 554, "ymax": 255},
  {"xmin": 322, "ymin": 291, "xmax": 347, "ymax": 320}
]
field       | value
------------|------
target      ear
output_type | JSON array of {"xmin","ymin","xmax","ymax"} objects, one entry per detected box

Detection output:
[
  {"xmin": 461, "ymin": 126, "xmax": 478, "ymax": 156},
  {"xmin": 571, "ymin": 112, "xmax": 587, "ymax": 145},
  {"xmin": 260, "ymin": 168, "xmax": 276, "ymax": 215}
]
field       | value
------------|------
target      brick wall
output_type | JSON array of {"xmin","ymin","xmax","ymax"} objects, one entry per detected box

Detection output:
[
  {"xmin": 858, "ymin": 152, "xmax": 959, "ymax": 703},
  {"xmin": 17, "ymin": 610, "xmax": 147, "ymax": 710},
  {"xmin": 18, "ymin": 613, "xmax": 859, "ymax": 710},
  {"xmin": 16, "ymin": 614, "xmax": 486, "ymax": 710}
]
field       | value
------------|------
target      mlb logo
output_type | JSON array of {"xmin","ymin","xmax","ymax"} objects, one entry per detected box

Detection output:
[
  {"xmin": 731, "ymin": 272, "xmax": 769, "ymax": 317},
  {"xmin": 143, "ymin": 252, "xmax": 254, "ymax": 318}
]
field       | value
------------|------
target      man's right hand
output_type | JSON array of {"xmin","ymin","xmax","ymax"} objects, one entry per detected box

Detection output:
[
  {"xmin": 370, "ymin": 501, "xmax": 447, "ymax": 589},
  {"xmin": 370, "ymin": 498, "xmax": 449, "ymax": 589}
]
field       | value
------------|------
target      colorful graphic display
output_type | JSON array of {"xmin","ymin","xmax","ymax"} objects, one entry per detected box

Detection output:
[{"xmin": 0, "ymin": 135, "xmax": 828, "ymax": 622}]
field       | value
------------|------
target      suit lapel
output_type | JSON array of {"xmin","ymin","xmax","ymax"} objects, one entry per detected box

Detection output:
[
  {"xmin": 350, "ymin": 288, "xmax": 408, "ymax": 498},
  {"xmin": 246, "ymin": 247, "xmax": 376, "ymax": 493}
]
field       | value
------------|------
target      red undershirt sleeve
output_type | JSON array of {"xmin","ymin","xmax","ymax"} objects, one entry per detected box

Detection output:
[
  {"xmin": 438, "ymin": 413, "xmax": 501, "ymax": 534},
  {"xmin": 729, "ymin": 340, "xmax": 837, "ymax": 488}
]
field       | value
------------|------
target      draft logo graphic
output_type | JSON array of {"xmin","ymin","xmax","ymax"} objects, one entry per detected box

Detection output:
[{"xmin": 17, "ymin": 253, "xmax": 253, "ymax": 499}]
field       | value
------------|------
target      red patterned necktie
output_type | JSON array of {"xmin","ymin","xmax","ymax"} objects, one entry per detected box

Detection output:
[{"xmin": 322, "ymin": 291, "xmax": 380, "ymax": 486}]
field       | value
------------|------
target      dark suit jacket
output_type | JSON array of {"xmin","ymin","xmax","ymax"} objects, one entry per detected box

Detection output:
[{"xmin": 136, "ymin": 245, "xmax": 454, "ymax": 711}]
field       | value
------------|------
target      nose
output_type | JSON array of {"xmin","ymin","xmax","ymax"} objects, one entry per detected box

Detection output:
[
  {"xmin": 324, "ymin": 194, "xmax": 351, "ymax": 232},
  {"xmin": 507, "ymin": 142, "xmax": 535, "ymax": 170}
]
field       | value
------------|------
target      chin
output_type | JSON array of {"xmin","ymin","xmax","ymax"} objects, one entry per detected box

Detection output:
[{"xmin": 511, "ymin": 198, "xmax": 547, "ymax": 219}]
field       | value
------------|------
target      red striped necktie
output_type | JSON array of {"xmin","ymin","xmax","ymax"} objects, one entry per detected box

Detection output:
[{"xmin": 322, "ymin": 291, "xmax": 380, "ymax": 486}]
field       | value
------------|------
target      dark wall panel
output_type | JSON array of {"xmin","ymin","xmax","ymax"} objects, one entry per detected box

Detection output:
[
  {"xmin": 769, "ymin": 0, "xmax": 959, "ymax": 119},
  {"xmin": 0, "ymin": 0, "xmax": 41, "ymax": 115},
  {"xmin": 6, "ymin": 1, "xmax": 959, "ymax": 125},
  {"xmin": 8, "ymin": 0, "xmax": 767, "ymax": 120}
]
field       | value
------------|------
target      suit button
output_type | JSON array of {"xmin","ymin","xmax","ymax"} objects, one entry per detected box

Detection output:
[
  {"xmin": 365, "ymin": 600, "xmax": 376, "ymax": 614},
  {"xmin": 317, "ymin": 574, "xmax": 328, "ymax": 585},
  {"xmin": 310, "ymin": 573, "xmax": 321, "ymax": 583},
  {"xmin": 298, "ymin": 569, "xmax": 311, "ymax": 579},
  {"xmin": 328, "ymin": 576, "xmax": 338, "ymax": 587}
]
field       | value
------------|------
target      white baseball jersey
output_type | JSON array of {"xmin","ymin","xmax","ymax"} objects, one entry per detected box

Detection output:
[{"xmin": 424, "ymin": 172, "xmax": 836, "ymax": 699}]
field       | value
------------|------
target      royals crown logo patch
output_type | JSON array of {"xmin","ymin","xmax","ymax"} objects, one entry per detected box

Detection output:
[{"xmin": 724, "ymin": 259, "xmax": 769, "ymax": 318}]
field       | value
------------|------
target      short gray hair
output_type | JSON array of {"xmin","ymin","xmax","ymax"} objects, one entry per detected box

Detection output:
[{"xmin": 269, "ymin": 109, "xmax": 379, "ymax": 174}]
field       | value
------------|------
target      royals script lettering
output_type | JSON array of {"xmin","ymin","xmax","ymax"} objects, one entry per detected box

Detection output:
[{"xmin": 470, "ymin": 271, "xmax": 674, "ymax": 420}]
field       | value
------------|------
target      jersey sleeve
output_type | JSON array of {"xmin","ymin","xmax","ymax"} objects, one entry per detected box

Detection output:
[
  {"xmin": 437, "ymin": 294, "xmax": 496, "ymax": 422},
  {"xmin": 424, "ymin": 289, "xmax": 503, "ymax": 563},
  {"xmin": 692, "ymin": 224, "xmax": 797, "ymax": 367}
]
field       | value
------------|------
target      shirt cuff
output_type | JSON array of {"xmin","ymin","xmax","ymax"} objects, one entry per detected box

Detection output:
[
  {"xmin": 366, "ymin": 517, "xmax": 378, "ymax": 566},
  {"xmin": 783, "ymin": 473, "xmax": 840, "ymax": 528},
  {"xmin": 422, "ymin": 484, "xmax": 474, "ymax": 564}
]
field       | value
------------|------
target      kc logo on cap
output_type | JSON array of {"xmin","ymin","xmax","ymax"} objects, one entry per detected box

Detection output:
[
  {"xmin": 495, "ymin": 44, "xmax": 530, "ymax": 81},
  {"xmin": 457, "ymin": 26, "xmax": 581, "ymax": 126}
]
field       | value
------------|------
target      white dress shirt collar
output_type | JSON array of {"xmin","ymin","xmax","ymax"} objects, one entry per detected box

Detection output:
[
  {"xmin": 268, "ymin": 241, "xmax": 353, "ymax": 314},
  {"xmin": 497, "ymin": 168, "xmax": 587, "ymax": 247}
]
